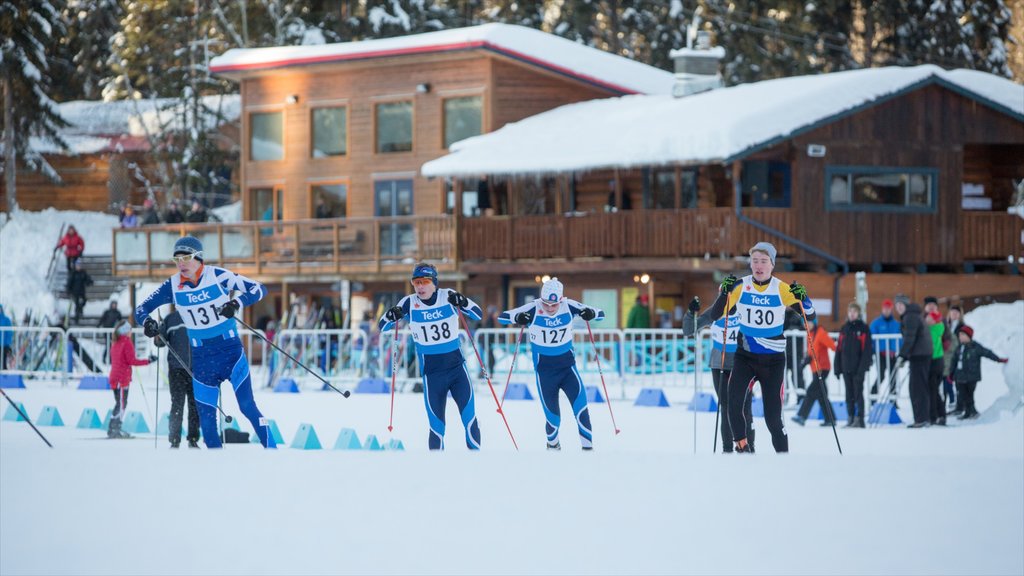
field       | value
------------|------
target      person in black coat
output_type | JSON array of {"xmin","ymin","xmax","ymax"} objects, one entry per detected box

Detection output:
[
  {"xmin": 894, "ymin": 294, "xmax": 934, "ymax": 427},
  {"xmin": 66, "ymin": 261, "xmax": 93, "ymax": 325},
  {"xmin": 165, "ymin": 201, "xmax": 185, "ymax": 224},
  {"xmin": 154, "ymin": 310, "xmax": 200, "ymax": 448},
  {"xmin": 834, "ymin": 302, "xmax": 874, "ymax": 428},
  {"xmin": 949, "ymin": 325, "xmax": 1008, "ymax": 419}
]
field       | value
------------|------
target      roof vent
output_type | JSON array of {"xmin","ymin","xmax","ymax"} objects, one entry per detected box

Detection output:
[{"xmin": 669, "ymin": 29, "xmax": 724, "ymax": 98}]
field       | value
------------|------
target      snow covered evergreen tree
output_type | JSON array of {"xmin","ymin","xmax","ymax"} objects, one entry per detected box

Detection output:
[
  {"xmin": 53, "ymin": 0, "xmax": 122, "ymax": 101},
  {"xmin": 965, "ymin": 0, "xmax": 1013, "ymax": 77},
  {"xmin": 1, "ymin": 0, "xmax": 69, "ymax": 212},
  {"xmin": 619, "ymin": 0, "xmax": 688, "ymax": 71}
]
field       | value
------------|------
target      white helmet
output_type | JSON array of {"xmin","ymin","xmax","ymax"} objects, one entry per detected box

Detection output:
[{"xmin": 541, "ymin": 277, "xmax": 564, "ymax": 304}]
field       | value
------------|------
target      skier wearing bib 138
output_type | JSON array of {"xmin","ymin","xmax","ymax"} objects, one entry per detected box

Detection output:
[
  {"xmin": 499, "ymin": 278, "xmax": 603, "ymax": 451},
  {"xmin": 134, "ymin": 236, "xmax": 276, "ymax": 449},
  {"xmin": 706, "ymin": 242, "xmax": 815, "ymax": 453},
  {"xmin": 378, "ymin": 263, "xmax": 483, "ymax": 450}
]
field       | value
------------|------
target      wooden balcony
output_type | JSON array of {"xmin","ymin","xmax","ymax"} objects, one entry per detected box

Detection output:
[{"xmin": 112, "ymin": 215, "xmax": 456, "ymax": 279}]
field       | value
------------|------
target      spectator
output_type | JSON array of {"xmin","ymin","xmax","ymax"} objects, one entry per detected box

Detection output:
[
  {"xmin": 923, "ymin": 296, "xmax": 948, "ymax": 426},
  {"xmin": 107, "ymin": 320, "xmax": 154, "ymax": 438},
  {"xmin": 784, "ymin": 308, "xmax": 807, "ymax": 398},
  {"xmin": 949, "ymin": 325, "xmax": 1008, "ymax": 420},
  {"xmin": 165, "ymin": 200, "xmax": 185, "ymax": 224},
  {"xmin": 944, "ymin": 304, "xmax": 964, "ymax": 415},
  {"xmin": 54, "ymin": 225, "xmax": 85, "ymax": 272},
  {"xmin": 895, "ymin": 294, "xmax": 933, "ymax": 428},
  {"xmin": 0, "ymin": 304, "xmax": 13, "ymax": 370},
  {"xmin": 141, "ymin": 198, "xmax": 161, "ymax": 225},
  {"xmin": 482, "ymin": 304, "xmax": 499, "ymax": 377},
  {"xmin": 477, "ymin": 176, "xmax": 494, "ymax": 217},
  {"xmin": 870, "ymin": 299, "xmax": 902, "ymax": 404},
  {"xmin": 98, "ymin": 301, "xmax": 123, "ymax": 328},
  {"xmin": 155, "ymin": 309, "xmax": 200, "ymax": 448},
  {"xmin": 66, "ymin": 260, "xmax": 94, "ymax": 325},
  {"xmin": 834, "ymin": 302, "xmax": 873, "ymax": 428},
  {"xmin": 185, "ymin": 200, "xmax": 208, "ymax": 223},
  {"xmin": 120, "ymin": 205, "xmax": 139, "ymax": 228},
  {"xmin": 626, "ymin": 294, "xmax": 650, "ymax": 329},
  {"xmin": 791, "ymin": 317, "xmax": 837, "ymax": 426},
  {"xmin": 314, "ymin": 197, "xmax": 332, "ymax": 219}
]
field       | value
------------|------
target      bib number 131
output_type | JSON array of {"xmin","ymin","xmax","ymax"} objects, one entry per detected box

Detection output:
[{"xmin": 187, "ymin": 304, "xmax": 221, "ymax": 326}]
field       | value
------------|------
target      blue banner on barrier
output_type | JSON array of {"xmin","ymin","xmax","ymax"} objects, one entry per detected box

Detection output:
[
  {"xmin": 78, "ymin": 376, "xmax": 109, "ymax": 390},
  {"xmin": 0, "ymin": 374, "xmax": 26, "ymax": 389}
]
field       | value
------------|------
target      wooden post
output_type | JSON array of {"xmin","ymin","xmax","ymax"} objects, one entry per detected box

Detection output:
[
  {"xmin": 374, "ymin": 220, "xmax": 381, "ymax": 274},
  {"xmin": 333, "ymin": 220, "xmax": 340, "ymax": 274},
  {"xmin": 254, "ymin": 225, "xmax": 262, "ymax": 275}
]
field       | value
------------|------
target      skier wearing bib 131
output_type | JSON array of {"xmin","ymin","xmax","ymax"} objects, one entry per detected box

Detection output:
[
  {"xmin": 378, "ymin": 263, "xmax": 483, "ymax": 450},
  {"xmin": 706, "ymin": 242, "xmax": 815, "ymax": 453},
  {"xmin": 134, "ymin": 236, "xmax": 276, "ymax": 449},
  {"xmin": 499, "ymin": 278, "xmax": 604, "ymax": 451}
]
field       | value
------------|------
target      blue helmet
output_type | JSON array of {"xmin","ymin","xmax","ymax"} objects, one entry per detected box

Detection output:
[
  {"xmin": 411, "ymin": 263, "xmax": 438, "ymax": 285},
  {"xmin": 173, "ymin": 236, "xmax": 204, "ymax": 261}
]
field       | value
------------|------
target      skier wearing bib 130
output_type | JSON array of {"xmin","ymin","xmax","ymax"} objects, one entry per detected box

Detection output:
[
  {"xmin": 378, "ymin": 263, "xmax": 483, "ymax": 450},
  {"xmin": 498, "ymin": 278, "xmax": 604, "ymax": 451},
  {"xmin": 706, "ymin": 241, "xmax": 815, "ymax": 453},
  {"xmin": 134, "ymin": 236, "xmax": 276, "ymax": 449}
]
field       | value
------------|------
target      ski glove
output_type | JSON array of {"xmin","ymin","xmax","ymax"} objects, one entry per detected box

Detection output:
[
  {"xmin": 789, "ymin": 282, "xmax": 808, "ymax": 301},
  {"xmin": 447, "ymin": 291, "xmax": 469, "ymax": 308},
  {"xmin": 719, "ymin": 275, "xmax": 738, "ymax": 295},
  {"xmin": 218, "ymin": 299, "xmax": 240, "ymax": 319},
  {"xmin": 514, "ymin": 311, "xmax": 534, "ymax": 326},
  {"xmin": 579, "ymin": 307, "xmax": 596, "ymax": 321},
  {"xmin": 385, "ymin": 305, "xmax": 403, "ymax": 323},
  {"xmin": 143, "ymin": 318, "xmax": 160, "ymax": 338},
  {"xmin": 688, "ymin": 296, "xmax": 701, "ymax": 313}
]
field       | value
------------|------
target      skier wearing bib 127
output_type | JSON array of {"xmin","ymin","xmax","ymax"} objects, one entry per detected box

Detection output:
[
  {"xmin": 706, "ymin": 242, "xmax": 815, "ymax": 453},
  {"xmin": 499, "ymin": 278, "xmax": 604, "ymax": 451},
  {"xmin": 378, "ymin": 263, "xmax": 483, "ymax": 450},
  {"xmin": 134, "ymin": 236, "xmax": 276, "ymax": 449}
]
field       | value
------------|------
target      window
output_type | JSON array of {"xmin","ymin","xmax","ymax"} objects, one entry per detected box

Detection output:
[
  {"xmin": 250, "ymin": 187, "xmax": 282, "ymax": 222},
  {"xmin": 311, "ymin": 107, "xmax": 347, "ymax": 158},
  {"xmin": 443, "ymin": 96, "xmax": 482, "ymax": 148},
  {"xmin": 651, "ymin": 169, "xmax": 697, "ymax": 209},
  {"xmin": 826, "ymin": 166, "xmax": 937, "ymax": 212},
  {"xmin": 376, "ymin": 101, "xmax": 413, "ymax": 153},
  {"xmin": 311, "ymin": 183, "xmax": 347, "ymax": 218},
  {"xmin": 250, "ymin": 111, "xmax": 283, "ymax": 161},
  {"xmin": 445, "ymin": 178, "xmax": 479, "ymax": 216}
]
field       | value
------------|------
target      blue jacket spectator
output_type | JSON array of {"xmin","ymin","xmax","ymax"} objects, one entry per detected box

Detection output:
[{"xmin": 870, "ymin": 298, "xmax": 902, "ymax": 355}]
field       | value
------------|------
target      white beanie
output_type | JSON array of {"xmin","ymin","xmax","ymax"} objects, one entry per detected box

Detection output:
[
  {"xmin": 115, "ymin": 321, "xmax": 132, "ymax": 336},
  {"xmin": 749, "ymin": 241, "xmax": 777, "ymax": 265},
  {"xmin": 541, "ymin": 277, "xmax": 564, "ymax": 303}
]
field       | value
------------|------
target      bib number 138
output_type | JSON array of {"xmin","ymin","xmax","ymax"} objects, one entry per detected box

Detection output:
[{"xmin": 419, "ymin": 323, "xmax": 452, "ymax": 342}]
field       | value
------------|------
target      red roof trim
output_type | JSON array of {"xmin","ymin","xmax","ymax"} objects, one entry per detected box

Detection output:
[{"xmin": 210, "ymin": 40, "xmax": 638, "ymax": 95}]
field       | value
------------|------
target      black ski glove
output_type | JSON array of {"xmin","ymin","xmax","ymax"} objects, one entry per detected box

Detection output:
[
  {"xmin": 385, "ymin": 305, "xmax": 404, "ymax": 323},
  {"xmin": 218, "ymin": 299, "xmax": 240, "ymax": 318},
  {"xmin": 719, "ymin": 275, "xmax": 738, "ymax": 295},
  {"xmin": 688, "ymin": 296, "xmax": 701, "ymax": 313},
  {"xmin": 579, "ymin": 307, "xmax": 596, "ymax": 321},
  {"xmin": 514, "ymin": 311, "xmax": 534, "ymax": 326},
  {"xmin": 447, "ymin": 291, "xmax": 469, "ymax": 308},
  {"xmin": 143, "ymin": 318, "xmax": 160, "ymax": 338}
]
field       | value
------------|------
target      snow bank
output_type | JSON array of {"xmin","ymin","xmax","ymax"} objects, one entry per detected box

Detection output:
[{"xmin": 964, "ymin": 301, "xmax": 1024, "ymax": 423}]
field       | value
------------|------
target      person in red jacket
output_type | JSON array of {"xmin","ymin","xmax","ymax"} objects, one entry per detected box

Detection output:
[
  {"xmin": 791, "ymin": 317, "xmax": 838, "ymax": 426},
  {"xmin": 54, "ymin": 225, "xmax": 85, "ymax": 272},
  {"xmin": 108, "ymin": 320, "xmax": 153, "ymax": 438}
]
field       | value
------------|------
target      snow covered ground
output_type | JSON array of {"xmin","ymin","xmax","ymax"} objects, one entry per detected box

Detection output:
[{"xmin": 2, "ymin": 303, "xmax": 1022, "ymax": 575}]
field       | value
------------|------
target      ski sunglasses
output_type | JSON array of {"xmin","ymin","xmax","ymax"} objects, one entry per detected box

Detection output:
[{"xmin": 171, "ymin": 252, "xmax": 201, "ymax": 263}]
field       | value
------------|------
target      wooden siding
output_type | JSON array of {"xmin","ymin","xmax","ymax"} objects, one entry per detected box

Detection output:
[
  {"xmin": 489, "ymin": 57, "xmax": 617, "ymax": 129},
  {"xmin": 0, "ymin": 154, "xmax": 150, "ymax": 212}
]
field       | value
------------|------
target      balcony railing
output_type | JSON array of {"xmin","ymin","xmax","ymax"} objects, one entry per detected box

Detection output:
[
  {"xmin": 960, "ymin": 211, "xmax": 1023, "ymax": 261},
  {"xmin": 113, "ymin": 215, "xmax": 456, "ymax": 277}
]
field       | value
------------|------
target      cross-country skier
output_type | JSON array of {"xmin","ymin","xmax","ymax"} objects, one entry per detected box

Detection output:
[
  {"xmin": 706, "ymin": 242, "xmax": 816, "ymax": 453},
  {"xmin": 499, "ymin": 278, "xmax": 603, "ymax": 450},
  {"xmin": 107, "ymin": 320, "xmax": 154, "ymax": 438},
  {"xmin": 681, "ymin": 296, "xmax": 754, "ymax": 453},
  {"xmin": 134, "ymin": 236, "xmax": 276, "ymax": 448},
  {"xmin": 378, "ymin": 263, "xmax": 483, "ymax": 450}
]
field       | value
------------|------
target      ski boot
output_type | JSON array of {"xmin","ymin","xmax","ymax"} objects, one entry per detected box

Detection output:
[
  {"xmin": 170, "ymin": 438, "xmax": 181, "ymax": 449},
  {"xmin": 546, "ymin": 442, "xmax": 561, "ymax": 451},
  {"xmin": 187, "ymin": 439, "xmax": 200, "ymax": 448}
]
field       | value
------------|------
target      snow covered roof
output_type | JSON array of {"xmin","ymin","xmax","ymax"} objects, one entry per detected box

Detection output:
[
  {"xmin": 421, "ymin": 65, "xmax": 1024, "ymax": 178},
  {"xmin": 210, "ymin": 23, "xmax": 674, "ymax": 96},
  {"xmin": 34, "ymin": 95, "xmax": 241, "ymax": 156}
]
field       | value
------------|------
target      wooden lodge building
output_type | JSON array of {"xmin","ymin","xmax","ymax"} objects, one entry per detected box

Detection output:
[{"xmin": 107, "ymin": 24, "xmax": 1024, "ymax": 329}]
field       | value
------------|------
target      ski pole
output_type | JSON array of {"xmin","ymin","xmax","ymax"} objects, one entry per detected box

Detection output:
[
  {"xmin": 0, "ymin": 388, "xmax": 53, "ymax": 448},
  {"xmin": 797, "ymin": 302, "xmax": 842, "ymax": 455},
  {"xmin": 455, "ymin": 307, "xmax": 519, "ymax": 450},
  {"xmin": 692, "ymin": 304, "xmax": 700, "ymax": 455},
  {"xmin": 156, "ymin": 334, "xmax": 233, "ymax": 423},
  {"xmin": 713, "ymin": 307, "xmax": 730, "ymax": 453},
  {"xmin": 234, "ymin": 316, "xmax": 351, "ymax": 398},
  {"xmin": 154, "ymin": 311, "xmax": 161, "ymax": 448},
  {"xmin": 387, "ymin": 324, "xmax": 402, "ymax": 432},
  {"xmin": 499, "ymin": 326, "xmax": 525, "ymax": 409},
  {"xmin": 584, "ymin": 320, "xmax": 620, "ymax": 435}
]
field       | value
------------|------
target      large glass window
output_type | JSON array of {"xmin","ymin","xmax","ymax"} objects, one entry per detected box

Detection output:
[
  {"xmin": 312, "ymin": 183, "xmax": 347, "ymax": 218},
  {"xmin": 376, "ymin": 101, "xmax": 413, "ymax": 153},
  {"xmin": 827, "ymin": 166, "xmax": 937, "ymax": 212},
  {"xmin": 311, "ymin": 107, "xmax": 347, "ymax": 158},
  {"xmin": 443, "ymin": 96, "xmax": 482, "ymax": 148},
  {"xmin": 445, "ymin": 178, "xmax": 479, "ymax": 216},
  {"xmin": 250, "ymin": 111, "xmax": 283, "ymax": 161},
  {"xmin": 652, "ymin": 169, "xmax": 698, "ymax": 209}
]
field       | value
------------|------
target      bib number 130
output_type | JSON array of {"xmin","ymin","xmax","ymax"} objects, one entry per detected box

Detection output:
[
  {"xmin": 745, "ymin": 308, "xmax": 775, "ymax": 326},
  {"xmin": 419, "ymin": 323, "xmax": 452, "ymax": 342}
]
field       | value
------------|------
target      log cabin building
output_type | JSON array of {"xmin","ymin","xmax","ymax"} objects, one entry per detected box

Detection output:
[{"xmin": 109, "ymin": 25, "xmax": 1024, "ymax": 330}]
